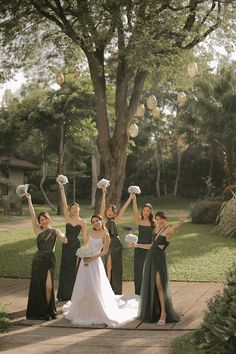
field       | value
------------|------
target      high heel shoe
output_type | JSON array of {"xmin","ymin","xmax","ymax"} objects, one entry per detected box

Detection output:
[{"xmin": 157, "ymin": 314, "xmax": 166, "ymax": 326}]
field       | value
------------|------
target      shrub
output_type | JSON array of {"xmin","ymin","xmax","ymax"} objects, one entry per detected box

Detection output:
[
  {"xmin": 0, "ymin": 304, "xmax": 9, "ymax": 333},
  {"xmin": 194, "ymin": 263, "xmax": 236, "ymax": 354},
  {"xmin": 214, "ymin": 195, "xmax": 236, "ymax": 238},
  {"xmin": 190, "ymin": 200, "xmax": 223, "ymax": 224}
]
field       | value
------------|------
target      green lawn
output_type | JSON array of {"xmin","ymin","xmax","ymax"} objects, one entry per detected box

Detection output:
[{"xmin": 0, "ymin": 197, "xmax": 235, "ymax": 281}]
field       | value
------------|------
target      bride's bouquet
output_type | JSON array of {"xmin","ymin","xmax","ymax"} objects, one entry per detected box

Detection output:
[
  {"xmin": 16, "ymin": 184, "xmax": 29, "ymax": 198},
  {"xmin": 128, "ymin": 185, "xmax": 141, "ymax": 194},
  {"xmin": 56, "ymin": 174, "xmax": 69, "ymax": 184},
  {"xmin": 76, "ymin": 245, "xmax": 95, "ymax": 265},
  {"xmin": 125, "ymin": 233, "xmax": 138, "ymax": 244},
  {"xmin": 97, "ymin": 178, "xmax": 110, "ymax": 189}
]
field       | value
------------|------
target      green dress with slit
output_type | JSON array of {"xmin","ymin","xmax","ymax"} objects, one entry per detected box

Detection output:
[
  {"xmin": 103, "ymin": 218, "xmax": 123, "ymax": 294},
  {"xmin": 57, "ymin": 223, "xmax": 81, "ymax": 301},
  {"xmin": 134, "ymin": 225, "xmax": 154, "ymax": 295},
  {"xmin": 139, "ymin": 234, "xmax": 180, "ymax": 323},
  {"xmin": 26, "ymin": 228, "xmax": 57, "ymax": 320}
]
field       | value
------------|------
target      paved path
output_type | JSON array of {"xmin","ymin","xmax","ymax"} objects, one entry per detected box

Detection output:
[{"xmin": 0, "ymin": 278, "xmax": 224, "ymax": 354}]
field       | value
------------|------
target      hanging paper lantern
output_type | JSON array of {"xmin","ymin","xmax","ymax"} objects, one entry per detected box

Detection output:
[
  {"xmin": 177, "ymin": 92, "xmax": 186, "ymax": 106},
  {"xmin": 75, "ymin": 66, "xmax": 81, "ymax": 77},
  {"xmin": 56, "ymin": 73, "xmax": 65, "ymax": 85},
  {"xmin": 135, "ymin": 104, "xmax": 145, "ymax": 117},
  {"xmin": 187, "ymin": 62, "xmax": 198, "ymax": 78},
  {"xmin": 152, "ymin": 105, "xmax": 160, "ymax": 118},
  {"xmin": 128, "ymin": 123, "xmax": 139, "ymax": 138},
  {"xmin": 177, "ymin": 136, "xmax": 189, "ymax": 152},
  {"xmin": 146, "ymin": 95, "xmax": 157, "ymax": 110}
]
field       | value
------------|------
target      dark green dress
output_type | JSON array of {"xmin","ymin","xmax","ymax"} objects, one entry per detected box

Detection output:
[
  {"xmin": 103, "ymin": 218, "xmax": 123, "ymax": 294},
  {"xmin": 139, "ymin": 234, "xmax": 180, "ymax": 323},
  {"xmin": 26, "ymin": 228, "xmax": 57, "ymax": 320},
  {"xmin": 134, "ymin": 225, "xmax": 154, "ymax": 295},
  {"xmin": 57, "ymin": 223, "xmax": 81, "ymax": 301}
]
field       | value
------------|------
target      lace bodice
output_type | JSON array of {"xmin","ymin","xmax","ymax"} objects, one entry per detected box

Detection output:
[{"xmin": 87, "ymin": 236, "xmax": 103, "ymax": 254}]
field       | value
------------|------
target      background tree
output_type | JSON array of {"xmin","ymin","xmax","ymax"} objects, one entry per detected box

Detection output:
[{"xmin": 1, "ymin": 0, "xmax": 235, "ymax": 205}]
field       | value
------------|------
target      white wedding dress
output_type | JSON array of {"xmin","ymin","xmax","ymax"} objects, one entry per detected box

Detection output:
[{"xmin": 62, "ymin": 236, "xmax": 140, "ymax": 327}]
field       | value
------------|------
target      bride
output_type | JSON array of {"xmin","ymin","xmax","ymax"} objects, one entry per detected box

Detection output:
[{"xmin": 62, "ymin": 214, "xmax": 139, "ymax": 327}]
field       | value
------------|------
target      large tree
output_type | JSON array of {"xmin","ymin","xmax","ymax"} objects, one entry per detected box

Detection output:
[{"xmin": 1, "ymin": 0, "xmax": 235, "ymax": 205}]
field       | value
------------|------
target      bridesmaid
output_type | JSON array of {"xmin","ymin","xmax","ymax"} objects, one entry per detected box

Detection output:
[
  {"xmin": 131, "ymin": 194, "xmax": 156, "ymax": 295},
  {"xmin": 25, "ymin": 192, "xmax": 67, "ymax": 320},
  {"xmin": 57, "ymin": 183, "xmax": 86, "ymax": 301},
  {"xmin": 138, "ymin": 211, "xmax": 186, "ymax": 325},
  {"xmin": 100, "ymin": 187, "xmax": 132, "ymax": 294}
]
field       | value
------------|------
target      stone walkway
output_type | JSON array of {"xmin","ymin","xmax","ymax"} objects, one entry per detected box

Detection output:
[{"xmin": 0, "ymin": 278, "xmax": 224, "ymax": 354}]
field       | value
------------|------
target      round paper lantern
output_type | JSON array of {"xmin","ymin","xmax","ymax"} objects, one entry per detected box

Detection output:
[
  {"xmin": 135, "ymin": 104, "xmax": 145, "ymax": 117},
  {"xmin": 56, "ymin": 73, "xmax": 65, "ymax": 85},
  {"xmin": 177, "ymin": 136, "xmax": 189, "ymax": 152},
  {"xmin": 187, "ymin": 62, "xmax": 198, "ymax": 78},
  {"xmin": 75, "ymin": 66, "xmax": 81, "ymax": 77},
  {"xmin": 146, "ymin": 95, "xmax": 157, "ymax": 110},
  {"xmin": 128, "ymin": 123, "xmax": 139, "ymax": 138},
  {"xmin": 177, "ymin": 92, "xmax": 186, "ymax": 106},
  {"xmin": 152, "ymin": 105, "xmax": 160, "ymax": 118}
]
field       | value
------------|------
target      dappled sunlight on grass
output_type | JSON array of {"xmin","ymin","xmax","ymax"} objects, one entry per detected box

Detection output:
[{"xmin": 0, "ymin": 200, "xmax": 235, "ymax": 281}]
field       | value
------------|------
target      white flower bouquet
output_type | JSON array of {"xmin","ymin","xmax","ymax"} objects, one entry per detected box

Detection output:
[
  {"xmin": 76, "ymin": 245, "xmax": 94, "ymax": 258},
  {"xmin": 125, "ymin": 233, "xmax": 138, "ymax": 244},
  {"xmin": 97, "ymin": 178, "xmax": 110, "ymax": 189},
  {"xmin": 16, "ymin": 184, "xmax": 29, "ymax": 198},
  {"xmin": 128, "ymin": 185, "xmax": 141, "ymax": 194},
  {"xmin": 76, "ymin": 245, "xmax": 95, "ymax": 266},
  {"xmin": 56, "ymin": 174, "xmax": 68, "ymax": 184}
]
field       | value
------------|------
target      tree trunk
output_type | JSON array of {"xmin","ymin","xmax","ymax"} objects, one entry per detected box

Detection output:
[
  {"xmin": 57, "ymin": 119, "xmax": 65, "ymax": 215},
  {"xmin": 91, "ymin": 153, "xmax": 100, "ymax": 209},
  {"xmin": 87, "ymin": 52, "xmax": 147, "ymax": 206},
  {"xmin": 174, "ymin": 150, "xmax": 182, "ymax": 196},
  {"xmin": 154, "ymin": 141, "xmax": 161, "ymax": 197},
  {"xmin": 224, "ymin": 148, "xmax": 236, "ymax": 185}
]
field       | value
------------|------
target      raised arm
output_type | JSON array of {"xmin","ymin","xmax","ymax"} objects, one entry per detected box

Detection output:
[
  {"xmin": 81, "ymin": 220, "xmax": 88, "ymax": 245},
  {"xmin": 58, "ymin": 183, "xmax": 69, "ymax": 218},
  {"xmin": 99, "ymin": 187, "xmax": 106, "ymax": 218},
  {"xmin": 132, "ymin": 194, "xmax": 140, "ymax": 224},
  {"xmin": 55, "ymin": 229, "xmax": 68, "ymax": 244},
  {"xmin": 167, "ymin": 212, "xmax": 186, "ymax": 241},
  {"xmin": 115, "ymin": 194, "xmax": 132, "ymax": 223},
  {"xmin": 25, "ymin": 192, "xmax": 39, "ymax": 235}
]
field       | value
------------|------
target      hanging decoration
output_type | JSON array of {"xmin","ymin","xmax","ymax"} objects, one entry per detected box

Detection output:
[
  {"xmin": 177, "ymin": 92, "xmax": 187, "ymax": 106},
  {"xmin": 177, "ymin": 136, "xmax": 189, "ymax": 152},
  {"xmin": 128, "ymin": 123, "xmax": 139, "ymax": 138},
  {"xmin": 187, "ymin": 62, "xmax": 198, "ymax": 78},
  {"xmin": 56, "ymin": 73, "xmax": 65, "ymax": 85},
  {"xmin": 152, "ymin": 106, "xmax": 160, "ymax": 118},
  {"xmin": 135, "ymin": 104, "xmax": 145, "ymax": 117},
  {"xmin": 146, "ymin": 95, "xmax": 157, "ymax": 110}
]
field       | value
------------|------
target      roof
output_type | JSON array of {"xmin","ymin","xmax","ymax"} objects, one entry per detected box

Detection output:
[{"xmin": 0, "ymin": 156, "xmax": 39, "ymax": 170}]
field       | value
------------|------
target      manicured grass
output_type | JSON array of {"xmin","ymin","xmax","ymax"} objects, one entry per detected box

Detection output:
[{"xmin": 0, "ymin": 197, "xmax": 235, "ymax": 281}]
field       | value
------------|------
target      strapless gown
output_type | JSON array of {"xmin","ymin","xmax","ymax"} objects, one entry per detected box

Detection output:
[{"xmin": 62, "ymin": 236, "xmax": 139, "ymax": 327}]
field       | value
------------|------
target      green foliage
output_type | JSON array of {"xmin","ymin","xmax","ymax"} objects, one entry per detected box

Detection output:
[
  {"xmin": 194, "ymin": 263, "xmax": 236, "ymax": 354},
  {"xmin": 0, "ymin": 304, "xmax": 10, "ymax": 333},
  {"xmin": 214, "ymin": 195, "xmax": 236, "ymax": 238},
  {"xmin": 172, "ymin": 333, "xmax": 203, "ymax": 354},
  {"xmin": 190, "ymin": 200, "xmax": 223, "ymax": 224}
]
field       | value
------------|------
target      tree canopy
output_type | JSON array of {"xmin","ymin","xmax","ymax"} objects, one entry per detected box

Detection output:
[{"xmin": 1, "ymin": 0, "xmax": 236, "ymax": 205}]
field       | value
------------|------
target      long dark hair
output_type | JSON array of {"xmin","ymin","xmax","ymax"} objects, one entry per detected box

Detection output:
[
  {"xmin": 91, "ymin": 214, "xmax": 107, "ymax": 231},
  {"xmin": 37, "ymin": 211, "xmax": 50, "ymax": 223},
  {"xmin": 141, "ymin": 203, "xmax": 156, "ymax": 229},
  {"xmin": 155, "ymin": 211, "xmax": 168, "ymax": 220}
]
